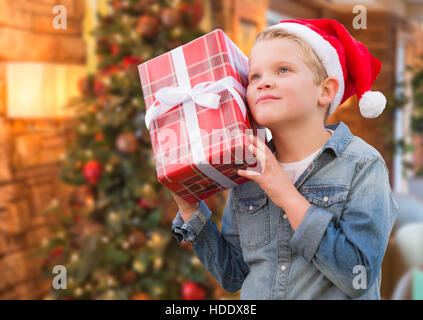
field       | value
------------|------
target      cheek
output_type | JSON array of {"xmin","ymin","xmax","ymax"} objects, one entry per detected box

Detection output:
[
  {"xmin": 246, "ymin": 86, "xmax": 255, "ymax": 107},
  {"xmin": 283, "ymin": 80, "xmax": 317, "ymax": 105}
]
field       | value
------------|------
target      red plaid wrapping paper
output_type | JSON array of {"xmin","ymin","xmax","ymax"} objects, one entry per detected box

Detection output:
[{"xmin": 138, "ymin": 29, "xmax": 261, "ymax": 204}]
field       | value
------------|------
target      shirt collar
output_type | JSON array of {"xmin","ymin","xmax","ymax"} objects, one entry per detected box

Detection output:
[{"xmin": 267, "ymin": 121, "xmax": 353, "ymax": 157}]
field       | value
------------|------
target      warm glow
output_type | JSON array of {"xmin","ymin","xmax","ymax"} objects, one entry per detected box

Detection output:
[{"xmin": 6, "ymin": 62, "xmax": 86, "ymax": 118}]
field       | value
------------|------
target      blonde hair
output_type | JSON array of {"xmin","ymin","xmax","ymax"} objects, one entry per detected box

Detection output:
[{"xmin": 254, "ymin": 27, "xmax": 331, "ymax": 123}]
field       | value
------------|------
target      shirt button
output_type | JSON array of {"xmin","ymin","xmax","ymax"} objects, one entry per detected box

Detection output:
[
  {"xmin": 283, "ymin": 214, "xmax": 287, "ymax": 219},
  {"xmin": 249, "ymin": 205, "xmax": 253, "ymax": 211},
  {"xmin": 323, "ymin": 196, "xmax": 329, "ymax": 203},
  {"xmin": 281, "ymin": 265, "xmax": 287, "ymax": 271}
]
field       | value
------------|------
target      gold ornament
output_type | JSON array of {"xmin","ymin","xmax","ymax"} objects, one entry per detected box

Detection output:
[
  {"xmin": 105, "ymin": 163, "xmax": 114, "ymax": 173},
  {"xmin": 152, "ymin": 285, "xmax": 164, "ymax": 297},
  {"xmin": 151, "ymin": 4, "xmax": 160, "ymax": 13},
  {"xmin": 104, "ymin": 290, "xmax": 117, "ymax": 300},
  {"xmin": 170, "ymin": 27, "xmax": 181, "ymax": 38},
  {"xmin": 79, "ymin": 124, "xmax": 87, "ymax": 133},
  {"xmin": 153, "ymin": 257, "xmax": 163, "ymax": 269},
  {"xmin": 108, "ymin": 211, "xmax": 120, "ymax": 222},
  {"xmin": 85, "ymin": 149, "xmax": 93, "ymax": 157},
  {"xmin": 121, "ymin": 240, "xmax": 130, "ymax": 249},
  {"xmin": 147, "ymin": 231, "xmax": 163, "ymax": 248},
  {"xmin": 147, "ymin": 229, "xmax": 171, "ymax": 250},
  {"xmin": 148, "ymin": 155, "xmax": 156, "ymax": 167},
  {"xmin": 131, "ymin": 292, "xmax": 150, "ymax": 300},
  {"xmin": 140, "ymin": 183, "xmax": 155, "ymax": 199},
  {"xmin": 85, "ymin": 283, "xmax": 93, "ymax": 291},
  {"xmin": 56, "ymin": 231, "xmax": 65, "ymax": 239},
  {"xmin": 74, "ymin": 287, "xmax": 84, "ymax": 297},
  {"xmin": 70, "ymin": 253, "xmax": 79, "ymax": 262},
  {"xmin": 106, "ymin": 275, "xmax": 117, "ymax": 287},
  {"xmin": 191, "ymin": 256, "xmax": 201, "ymax": 267},
  {"xmin": 68, "ymin": 277, "xmax": 75, "ymax": 286},
  {"xmin": 133, "ymin": 260, "xmax": 147, "ymax": 273}
]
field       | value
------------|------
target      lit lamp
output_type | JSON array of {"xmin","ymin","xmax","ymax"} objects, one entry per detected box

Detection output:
[{"xmin": 6, "ymin": 62, "xmax": 86, "ymax": 118}]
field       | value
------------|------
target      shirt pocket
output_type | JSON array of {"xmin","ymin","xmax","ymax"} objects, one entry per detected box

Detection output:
[
  {"xmin": 301, "ymin": 184, "xmax": 349, "ymax": 227},
  {"xmin": 233, "ymin": 193, "xmax": 270, "ymax": 250}
]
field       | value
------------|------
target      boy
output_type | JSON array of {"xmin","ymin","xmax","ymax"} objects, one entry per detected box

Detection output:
[{"xmin": 171, "ymin": 19, "xmax": 399, "ymax": 299}]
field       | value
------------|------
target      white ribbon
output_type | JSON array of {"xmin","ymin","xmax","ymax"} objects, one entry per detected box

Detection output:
[
  {"xmin": 145, "ymin": 76, "xmax": 247, "ymax": 130},
  {"xmin": 145, "ymin": 47, "xmax": 248, "ymax": 189}
]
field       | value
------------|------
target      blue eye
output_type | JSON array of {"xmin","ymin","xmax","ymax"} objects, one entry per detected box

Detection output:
[{"xmin": 279, "ymin": 67, "xmax": 289, "ymax": 74}]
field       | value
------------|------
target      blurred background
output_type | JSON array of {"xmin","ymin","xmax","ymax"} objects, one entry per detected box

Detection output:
[{"xmin": 0, "ymin": 0, "xmax": 422, "ymax": 300}]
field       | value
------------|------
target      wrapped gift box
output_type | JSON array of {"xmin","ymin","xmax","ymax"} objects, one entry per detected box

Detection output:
[{"xmin": 138, "ymin": 29, "xmax": 262, "ymax": 204}]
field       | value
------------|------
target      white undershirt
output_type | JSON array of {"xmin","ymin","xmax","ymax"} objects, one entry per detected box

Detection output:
[{"xmin": 278, "ymin": 129, "xmax": 334, "ymax": 185}]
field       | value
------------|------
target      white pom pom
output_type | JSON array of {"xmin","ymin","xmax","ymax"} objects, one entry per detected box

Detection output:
[{"xmin": 358, "ymin": 91, "xmax": 387, "ymax": 118}]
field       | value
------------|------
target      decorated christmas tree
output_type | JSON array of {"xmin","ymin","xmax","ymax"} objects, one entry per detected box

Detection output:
[{"xmin": 37, "ymin": 0, "xmax": 221, "ymax": 300}]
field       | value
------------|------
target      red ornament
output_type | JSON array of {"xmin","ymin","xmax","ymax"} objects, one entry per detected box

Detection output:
[
  {"xmin": 122, "ymin": 56, "xmax": 142, "ymax": 71},
  {"xmin": 94, "ymin": 79, "xmax": 106, "ymax": 97},
  {"xmin": 110, "ymin": 44, "xmax": 120, "ymax": 56},
  {"xmin": 136, "ymin": 15, "xmax": 160, "ymax": 39},
  {"xmin": 137, "ymin": 198, "xmax": 151, "ymax": 210},
  {"xmin": 83, "ymin": 161, "xmax": 103, "ymax": 184},
  {"xmin": 100, "ymin": 65, "xmax": 120, "ymax": 76},
  {"xmin": 179, "ymin": 0, "xmax": 204, "ymax": 28},
  {"xmin": 181, "ymin": 281, "xmax": 206, "ymax": 300},
  {"xmin": 72, "ymin": 213, "xmax": 82, "ymax": 223},
  {"xmin": 116, "ymin": 132, "xmax": 138, "ymax": 154},
  {"xmin": 160, "ymin": 7, "xmax": 180, "ymax": 28},
  {"xmin": 43, "ymin": 245, "xmax": 65, "ymax": 268},
  {"xmin": 49, "ymin": 246, "xmax": 64, "ymax": 259},
  {"xmin": 95, "ymin": 132, "xmax": 103, "ymax": 141}
]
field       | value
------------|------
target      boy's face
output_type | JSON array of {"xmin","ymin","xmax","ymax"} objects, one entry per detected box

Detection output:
[{"xmin": 246, "ymin": 38, "xmax": 324, "ymax": 129}]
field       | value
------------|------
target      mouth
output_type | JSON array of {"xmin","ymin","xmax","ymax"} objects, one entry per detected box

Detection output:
[{"xmin": 256, "ymin": 96, "xmax": 281, "ymax": 105}]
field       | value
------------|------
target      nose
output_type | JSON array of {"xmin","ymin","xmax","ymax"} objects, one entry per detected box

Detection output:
[{"xmin": 256, "ymin": 76, "xmax": 275, "ymax": 90}]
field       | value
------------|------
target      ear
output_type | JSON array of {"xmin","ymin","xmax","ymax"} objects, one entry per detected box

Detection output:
[{"xmin": 318, "ymin": 77, "xmax": 339, "ymax": 107}]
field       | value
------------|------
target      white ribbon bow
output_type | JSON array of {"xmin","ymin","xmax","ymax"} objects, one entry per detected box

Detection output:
[{"xmin": 145, "ymin": 76, "xmax": 247, "ymax": 130}]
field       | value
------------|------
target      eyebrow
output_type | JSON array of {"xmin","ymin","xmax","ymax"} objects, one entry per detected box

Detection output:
[{"xmin": 248, "ymin": 60, "xmax": 296, "ymax": 75}]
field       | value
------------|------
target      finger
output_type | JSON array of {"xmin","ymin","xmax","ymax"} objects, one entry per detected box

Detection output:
[
  {"xmin": 247, "ymin": 133, "xmax": 256, "ymax": 146},
  {"xmin": 237, "ymin": 166, "xmax": 261, "ymax": 177},
  {"xmin": 237, "ymin": 169, "xmax": 255, "ymax": 179},
  {"xmin": 248, "ymin": 138, "xmax": 266, "ymax": 168},
  {"xmin": 249, "ymin": 133, "xmax": 268, "ymax": 158}
]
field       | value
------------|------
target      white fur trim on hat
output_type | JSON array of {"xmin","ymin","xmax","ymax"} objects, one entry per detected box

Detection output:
[
  {"xmin": 358, "ymin": 91, "xmax": 386, "ymax": 118},
  {"xmin": 267, "ymin": 22, "xmax": 345, "ymax": 116}
]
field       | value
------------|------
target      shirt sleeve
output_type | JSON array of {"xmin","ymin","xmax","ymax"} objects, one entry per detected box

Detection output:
[
  {"xmin": 171, "ymin": 200, "xmax": 211, "ymax": 243},
  {"xmin": 289, "ymin": 157, "xmax": 399, "ymax": 298}
]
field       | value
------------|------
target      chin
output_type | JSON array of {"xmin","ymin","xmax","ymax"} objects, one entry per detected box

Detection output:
[
  {"xmin": 251, "ymin": 114, "xmax": 278, "ymax": 128},
  {"xmin": 251, "ymin": 109, "xmax": 280, "ymax": 126}
]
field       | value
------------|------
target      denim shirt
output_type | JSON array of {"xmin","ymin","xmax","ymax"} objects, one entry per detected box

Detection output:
[{"xmin": 171, "ymin": 121, "xmax": 399, "ymax": 299}]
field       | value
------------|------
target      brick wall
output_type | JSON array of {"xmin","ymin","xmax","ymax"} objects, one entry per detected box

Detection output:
[{"xmin": 0, "ymin": 0, "xmax": 85, "ymax": 299}]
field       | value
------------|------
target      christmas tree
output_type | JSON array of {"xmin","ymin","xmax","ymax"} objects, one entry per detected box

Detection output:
[{"xmin": 37, "ymin": 0, "xmax": 220, "ymax": 300}]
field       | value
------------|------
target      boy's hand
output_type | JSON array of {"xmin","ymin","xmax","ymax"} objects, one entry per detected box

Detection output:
[
  {"xmin": 170, "ymin": 191, "xmax": 200, "ymax": 222},
  {"xmin": 236, "ymin": 133, "xmax": 311, "ymax": 230}
]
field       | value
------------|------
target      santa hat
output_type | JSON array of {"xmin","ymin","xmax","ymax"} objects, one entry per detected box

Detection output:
[{"xmin": 267, "ymin": 19, "xmax": 386, "ymax": 118}]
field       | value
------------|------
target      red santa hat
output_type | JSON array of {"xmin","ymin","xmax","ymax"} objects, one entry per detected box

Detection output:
[{"xmin": 267, "ymin": 19, "xmax": 386, "ymax": 118}]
